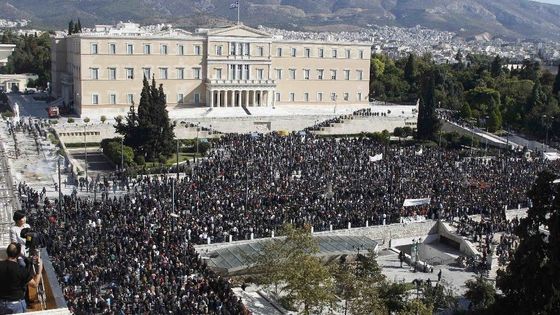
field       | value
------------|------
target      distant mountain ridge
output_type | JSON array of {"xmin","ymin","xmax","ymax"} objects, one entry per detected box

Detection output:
[{"xmin": 2, "ymin": 0, "xmax": 560, "ymax": 40}]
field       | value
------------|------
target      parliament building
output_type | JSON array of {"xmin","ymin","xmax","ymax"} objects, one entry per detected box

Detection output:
[{"xmin": 51, "ymin": 22, "xmax": 371, "ymax": 117}]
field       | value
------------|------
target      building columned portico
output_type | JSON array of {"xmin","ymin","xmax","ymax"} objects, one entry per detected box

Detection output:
[{"xmin": 206, "ymin": 79, "xmax": 276, "ymax": 107}]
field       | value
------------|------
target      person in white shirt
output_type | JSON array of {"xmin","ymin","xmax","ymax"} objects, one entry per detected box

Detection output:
[{"xmin": 9, "ymin": 211, "xmax": 30, "ymax": 257}]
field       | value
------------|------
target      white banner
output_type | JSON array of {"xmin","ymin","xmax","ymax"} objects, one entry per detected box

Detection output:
[
  {"xmin": 403, "ymin": 198, "xmax": 431, "ymax": 207},
  {"xmin": 543, "ymin": 152, "xmax": 560, "ymax": 161},
  {"xmin": 369, "ymin": 153, "xmax": 383, "ymax": 162}
]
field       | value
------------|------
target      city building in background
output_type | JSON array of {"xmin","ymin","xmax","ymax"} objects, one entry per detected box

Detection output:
[{"xmin": 51, "ymin": 22, "xmax": 371, "ymax": 117}]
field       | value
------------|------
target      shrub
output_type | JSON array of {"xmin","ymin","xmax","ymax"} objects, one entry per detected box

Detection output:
[
  {"xmin": 101, "ymin": 138, "xmax": 133, "ymax": 167},
  {"xmin": 67, "ymin": 118, "xmax": 75, "ymax": 123},
  {"xmin": 134, "ymin": 155, "xmax": 145, "ymax": 166},
  {"xmin": 100, "ymin": 115, "xmax": 107, "ymax": 124},
  {"xmin": 83, "ymin": 117, "xmax": 90, "ymax": 124}
]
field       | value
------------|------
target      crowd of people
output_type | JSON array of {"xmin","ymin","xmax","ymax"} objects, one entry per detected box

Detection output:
[{"xmin": 17, "ymin": 130, "xmax": 559, "ymax": 314}]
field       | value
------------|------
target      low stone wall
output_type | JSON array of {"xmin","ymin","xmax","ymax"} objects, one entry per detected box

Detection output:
[{"xmin": 196, "ymin": 219, "xmax": 439, "ymax": 253}]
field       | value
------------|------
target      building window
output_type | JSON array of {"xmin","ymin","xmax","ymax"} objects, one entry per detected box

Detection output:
[
  {"xmin": 331, "ymin": 70, "xmax": 337, "ymax": 80},
  {"xmin": 143, "ymin": 44, "xmax": 151, "ymax": 55},
  {"xmin": 110, "ymin": 94, "xmax": 116, "ymax": 105},
  {"xmin": 275, "ymin": 69, "xmax": 282, "ymax": 80},
  {"xmin": 304, "ymin": 69, "xmax": 310, "ymax": 80},
  {"xmin": 160, "ymin": 44, "xmax": 168, "ymax": 55},
  {"xmin": 90, "ymin": 43, "xmax": 98, "ymax": 54},
  {"xmin": 126, "ymin": 68, "xmax": 134, "ymax": 80},
  {"xmin": 291, "ymin": 48, "xmax": 296, "ymax": 57},
  {"xmin": 216, "ymin": 45, "xmax": 223, "ymax": 56},
  {"xmin": 193, "ymin": 68, "xmax": 201, "ymax": 80},
  {"xmin": 244, "ymin": 65, "xmax": 250, "ymax": 80},
  {"xmin": 359, "ymin": 50, "xmax": 364, "ymax": 59},
  {"xmin": 275, "ymin": 93, "xmax": 281, "ymax": 102},
  {"xmin": 257, "ymin": 69, "xmax": 264, "ymax": 80},
  {"xmin": 305, "ymin": 48, "xmax": 311, "ymax": 58},
  {"xmin": 215, "ymin": 68, "xmax": 222, "ymax": 79},
  {"xmin": 160, "ymin": 68, "xmax": 168, "ymax": 80},
  {"xmin": 357, "ymin": 70, "xmax": 363, "ymax": 80},
  {"xmin": 304, "ymin": 93, "xmax": 309, "ymax": 102},
  {"xmin": 332, "ymin": 49, "xmax": 337, "ymax": 58},
  {"xmin": 108, "ymin": 68, "xmax": 116, "ymax": 80},
  {"xmin": 331, "ymin": 93, "xmax": 337, "ymax": 101},
  {"xmin": 357, "ymin": 92, "xmax": 362, "ymax": 101},
  {"xmin": 90, "ymin": 68, "xmax": 99, "ymax": 80},
  {"xmin": 177, "ymin": 93, "xmax": 184, "ymax": 103},
  {"xmin": 318, "ymin": 69, "xmax": 324, "ymax": 80},
  {"xmin": 346, "ymin": 49, "xmax": 351, "ymax": 59},
  {"xmin": 127, "ymin": 94, "xmax": 134, "ymax": 104},
  {"xmin": 343, "ymin": 93, "xmax": 349, "ymax": 101},
  {"xmin": 317, "ymin": 92, "xmax": 323, "ymax": 102},
  {"xmin": 277, "ymin": 47, "xmax": 282, "ymax": 57},
  {"xmin": 92, "ymin": 94, "xmax": 99, "ymax": 105},
  {"xmin": 289, "ymin": 69, "xmax": 296, "ymax": 80},
  {"xmin": 344, "ymin": 70, "xmax": 350, "ymax": 80},
  {"xmin": 243, "ymin": 43, "xmax": 250, "ymax": 56},
  {"xmin": 143, "ymin": 67, "xmax": 151, "ymax": 79},
  {"xmin": 258, "ymin": 46, "xmax": 264, "ymax": 57},
  {"xmin": 289, "ymin": 93, "xmax": 295, "ymax": 102},
  {"xmin": 178, "ymin": 45, "xmax": 185, "ymax": 55},
  {"xmin": 176, "ymin": 68, "xmax": 184, "ymax": 80},
  {"xmin": 108, "ymin": 43, "xmax": 116, "ymax": 54},
  {"xmin": 194, "ymin": 45, "xmax": 201, "ymax": 55},
  {"xmin": 319, "ymin": 48, "xmax": 324, "ymax": 58},
  {"xmin": 127, "ymin": 44, "xmax": 134, "ymax": 54},
  {"xmin": 194, "ymin": 93, "xmax": 200, "ymax": 104}
]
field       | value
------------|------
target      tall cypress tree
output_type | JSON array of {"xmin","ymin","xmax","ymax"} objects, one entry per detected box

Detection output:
[
  {"xmin": 404, "ymin": 54, "xmax": 416, "ymax": 84},
  {"xmin": 116, "ymin": 77, "xmax": 175, "ymax": 161},
  {"xmin": 552, "ymin": 64, "xmax": 560, "ymax": 97},
  {"xmin": 416, "ymin": 71, "xmax": 440, "ymax": 140},
  {"xmin": 68, "ymin": 20, "xmax": 74, "ymax": 35}
]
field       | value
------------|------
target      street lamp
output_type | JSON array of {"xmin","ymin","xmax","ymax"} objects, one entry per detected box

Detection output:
[
  {"xmin": 57, "ymin": 154, "xmax": 64, "ymax": 214},
  {"xmin": 83, "ymin": 123, "xmax": 88, "ymax": 192},
  {"xmin": 120, "ymin": 137, "xmax": 124, "ymax": 171}
]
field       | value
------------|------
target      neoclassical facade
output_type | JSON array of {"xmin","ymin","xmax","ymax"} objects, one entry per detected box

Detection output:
[{"xmin": 51, "ymin": 22, "xmax": 371, "ymax": 116}]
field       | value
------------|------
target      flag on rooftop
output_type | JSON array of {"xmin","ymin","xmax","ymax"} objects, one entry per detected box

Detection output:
[{"xmin": 230, "ymin": 1, "xmax": 239, "ymax": 9}]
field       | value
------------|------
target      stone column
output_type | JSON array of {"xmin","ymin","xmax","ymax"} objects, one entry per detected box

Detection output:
[
  {"xmin": 245, "ymin": 90, "xmax": 249, "ymax": 107},
  {"xmin": 217, "ymin": 90, "xmax": 221, "ymax": 107},
  {"xmin": 252, "ymin": 90, "xmax": 257, "ymax": 107},
  {"xmin": 224, "ymin": 90, "xmax": 229, "ymax": 107}
]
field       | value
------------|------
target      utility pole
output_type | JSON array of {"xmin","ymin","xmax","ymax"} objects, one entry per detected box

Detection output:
[
  {"xmin": 84, "ymin": 124, "xmax": 88, "ymax": 192},
  {"xmin": 57, "ymin": 155, "xmax": 62, "ymax": 214},
  {"xmin": 120, "ymin": 137, "xmax": 124, "ymax": 171},
  {"xmin": 176, "ymin": 139, "xmax": 179, "ymax": 180}
]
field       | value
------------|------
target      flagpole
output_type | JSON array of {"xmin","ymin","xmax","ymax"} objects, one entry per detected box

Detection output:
[{"xmin": 237, "ymin": 0, "xmax": 240, "ymax": 25}]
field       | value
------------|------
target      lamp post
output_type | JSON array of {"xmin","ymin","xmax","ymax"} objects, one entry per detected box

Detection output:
[
  {"xmin": 57, "ymin": 154, "xmax": 64, "ymax": 214},
  {"xmin": 120, "ymin": 137, "xmax": 124, "ymax": 171},
  {"xmin": 83, "ymin": 123, "xmax": 88, "ymax": 192},
  {"xmin": 176, "ymin": 139, "xmax": 180, "ymax": 180}
]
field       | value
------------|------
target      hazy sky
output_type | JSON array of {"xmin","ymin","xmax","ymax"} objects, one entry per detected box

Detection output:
[{"xmin": 531, "ymin": 0, "xmax": 560, "ymax": 5}]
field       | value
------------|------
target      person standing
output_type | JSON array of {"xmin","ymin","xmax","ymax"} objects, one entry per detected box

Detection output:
[
  {"xmin": 0, "ymin": 243, "xmax": 43, "ymax": 314},
  {"xmin": 9, "ymin": 211, "xmax": 30, "ymax": 257}
]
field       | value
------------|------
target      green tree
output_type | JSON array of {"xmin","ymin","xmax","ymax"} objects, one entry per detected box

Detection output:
[
  {"xmin": 68, "ymin": 20, "xmax": 74, "ymax": 35},
  {"xmin": 552, "ymin": 64, "xmax": 560, "ymax": 97},
  {"xmin": 465, "ymin": 276, "xmax": 496, "ymax": 311},
  {"xmin": 2, "ymin": 32, "xmax": 51, "ymax": 88},
  {"xmin": 490, "ymin": 55, "xmax": 503, "ymax": 78},
  {"xmin": 117, "ymin": 77, "xmax": 175, "ymax": 161},
  {"xmin": 252, "ymin": 224, "xmax": 335, "ymax": 314},
  {"xmin": 496, "ymin": 171, "xmax": 560, "ymax": 315},
  {"xmin": 416, "ymin": 71, "xmax": 440, "ymax": 140},
  {"xmin": 399, "ymin": 299, "xmax": 433, "ymax": 315},
  {"xmin": 404, "ymin": 54, "xmax": 417, "ymax": 85},
  {"xmin": 487, "ymin": 108, "xmax": 502, "ymax": 132}
]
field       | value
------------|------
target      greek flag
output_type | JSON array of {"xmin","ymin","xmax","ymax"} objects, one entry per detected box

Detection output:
[{"xmin": 230, "ymin": 1, "xmax": 239, "ymax": 9}]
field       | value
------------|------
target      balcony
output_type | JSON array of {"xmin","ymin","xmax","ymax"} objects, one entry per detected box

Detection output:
[{"xmin": 206, "ymin": 79, "xmax": 276, "ymax": 88}]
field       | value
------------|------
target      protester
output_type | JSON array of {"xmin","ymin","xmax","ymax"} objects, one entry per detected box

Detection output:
[{"xmin": 19, "ymin": 130, "xmax": 558, "ymax": 314}]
